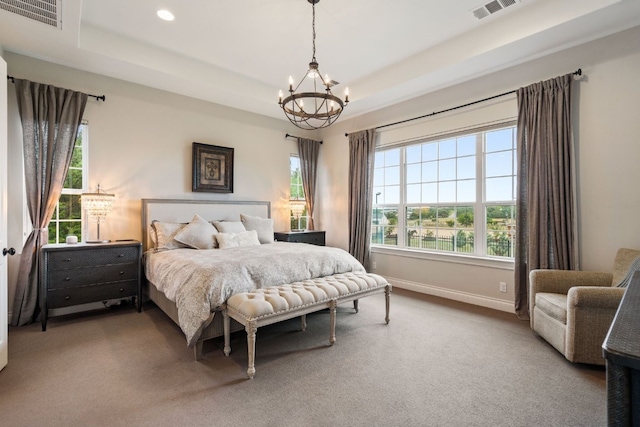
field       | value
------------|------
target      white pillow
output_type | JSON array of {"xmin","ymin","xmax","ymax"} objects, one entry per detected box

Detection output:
[
  {"xmin": 240, "ymin": 213, "xmax": 274, "ymax": 244},
  {"xmin": 174, "ymin": 214, "xmax": 219, "ymax": 249},
  {"xmin": 212, "ymin": 220, "xmax": 246, "ymax": 233},
  {"xmin": 151, "ymin": 221, "xmax": 188, "ymax": 251},
  {"xmin": 216, "ymin": 230, "xmax": 261, "ymax": 249}
]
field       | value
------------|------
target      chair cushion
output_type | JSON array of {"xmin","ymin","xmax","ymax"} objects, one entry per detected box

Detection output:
[{"xmin": 535, "ymin": 292, "xmax": 567, "ymax": 324}]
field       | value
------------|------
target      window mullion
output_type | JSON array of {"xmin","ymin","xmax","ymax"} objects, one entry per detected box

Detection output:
[
  {"xmin": 475, "ymin": 133, "xmax": 486, "ymax": 257},
  {"xmin": 398, "ymin": 146, "xmax": 406, "ymax": 248}
]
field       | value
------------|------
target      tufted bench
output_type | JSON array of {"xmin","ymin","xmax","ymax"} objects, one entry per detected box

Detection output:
[{"xmin": 223, "ymin": 271, "xmax": 391, "ymax": 379}]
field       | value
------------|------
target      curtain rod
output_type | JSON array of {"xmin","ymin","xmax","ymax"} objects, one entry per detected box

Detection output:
[
  {"xmin": 345, "ymin": 68, "xmax": 582, "ymax": 137},
  {"xmin": 7, "ymin": 75, "xmax": 106, "ymax": 102},
  {"xmin": 285, "ymin": 133, "xmax": 323, "ymax": 144}
]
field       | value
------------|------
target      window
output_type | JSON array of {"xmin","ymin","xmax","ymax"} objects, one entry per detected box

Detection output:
[
  {"xmin": 48, "ymin": 123, "xmax": 88, "ymax": 243},
  {"xmin": 290, "ymin": 155, "xmax": 308, "ymax": 230},
  {"xmin": 372, "ymin": 122, "xmax": 517, "ymax": 259}
]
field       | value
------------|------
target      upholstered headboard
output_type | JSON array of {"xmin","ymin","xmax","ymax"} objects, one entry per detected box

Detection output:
[{"xmin": 141, "ymin": 198, "xmax": 271, "ymax": 251}]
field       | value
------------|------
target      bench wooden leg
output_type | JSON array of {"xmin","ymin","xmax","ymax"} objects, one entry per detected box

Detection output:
[
  {"xmin": 385, "ymin": 285, "xmax": 391, "ymax": 324},
  {"xmin": 301, "ymin": 314, "xmax": 307, "ymax": 331},
  {"xmin": 246, "ymin": 321, "xmax": 257, "ymax": 379},
  {"xmin": 329, "ymin": 299, "xmax": 337, "ymax": 345},
  {"xmin": 223, "ymin": 309, "xmax": 231, "ymax": 356},
  {"xmin": 353, "ymin": 299, "xmax": 359, "ymax": 313}
]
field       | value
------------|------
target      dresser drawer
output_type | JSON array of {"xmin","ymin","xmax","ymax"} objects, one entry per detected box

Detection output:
[
  {"xmin": 295, "ymin": 233, "xmax": 325, "ymax": 245},
  {"xmin": 48, "ymin": 263, "xmax": 139, "ymax": 290},
  {"xmin": 47, "ymin": 280, "xmax": 138, "ymax": 308},
  {"xmin": 275, "ymin": 231, "xmax": 326, "ymax": 246},
  {"xmin": 47, "ymin": 246, "xmax": 139, "ymax": 270}
]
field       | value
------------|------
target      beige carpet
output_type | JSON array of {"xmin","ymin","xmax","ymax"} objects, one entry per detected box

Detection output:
[{"xmin": 0, "ymin": 289, "xmax": 605, "ymax": 427}]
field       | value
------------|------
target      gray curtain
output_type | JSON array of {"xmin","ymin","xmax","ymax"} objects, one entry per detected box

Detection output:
[
  {"xmin": 514, "ymin": 73, "xmax": 576, "ymax": 319},
  {"xmin": 11, "ymin": 79, "xmax": 88, "ymax": 326},
  {"xmin": 297, "ymin": 137, "xmax": 321, "ymax": 230},
  {"xmin": 348, "ymin": 129, "xmax": 376, "ymax": 269}
]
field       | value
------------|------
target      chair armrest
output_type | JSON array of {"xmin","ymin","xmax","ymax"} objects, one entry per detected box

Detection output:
[
  {"xmin": 567, "ymin": 286, "xmax": 626, "ymax": 309},
  {"xmin": 529, "ymin": 270, "xmax": 613, "ymax": 295}
]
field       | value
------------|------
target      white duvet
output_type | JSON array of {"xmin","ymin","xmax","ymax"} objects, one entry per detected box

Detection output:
[{"xmin": 145, "ymin": 242, "xmax": 365, "ymax": 346}]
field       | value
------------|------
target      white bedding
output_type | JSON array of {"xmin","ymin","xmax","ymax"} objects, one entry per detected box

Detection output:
[{"xmin": 145, "ymin": 242, "xmax": 365, "ymax": 346}]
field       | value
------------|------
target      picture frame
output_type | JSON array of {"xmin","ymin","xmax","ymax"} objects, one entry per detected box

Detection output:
[{"xmin": 192, "ymin": 142, "xmax": 234, "ymax": 193}]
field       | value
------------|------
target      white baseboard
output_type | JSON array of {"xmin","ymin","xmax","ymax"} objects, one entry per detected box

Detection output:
[{"xmin": 385, "ymin": 276, "xmax": 515, "ymax": 314}]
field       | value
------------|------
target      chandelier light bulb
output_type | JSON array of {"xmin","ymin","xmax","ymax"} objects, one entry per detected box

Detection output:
[
  {"xmin": 345, "ymin": 87, "xmax": 350, "ymax": 103},
  {"xmin": 278, "ymin": 90, "xmax": 283, "ymax": 104},
  {"xmin": 289, "ymin": 76, "xmax": 294, "ymax": 91}
]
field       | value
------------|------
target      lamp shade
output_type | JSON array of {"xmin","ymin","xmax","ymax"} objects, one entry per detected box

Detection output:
[
  {"xmin": 81, "ymin": 191, "xmax": 114, "ymax": 220},
  {"xmin": 290, "ymin": 200, "xmax": 306, "ymax": 219},
  {"xmin": 81, "ymin": 185, "xmax": 115, "ymax": 242}
]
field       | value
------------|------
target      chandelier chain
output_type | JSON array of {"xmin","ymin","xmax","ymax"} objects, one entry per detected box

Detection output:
[{"xmin": 311, "ymin": 1, "xmax": 316, "ymax": 62}]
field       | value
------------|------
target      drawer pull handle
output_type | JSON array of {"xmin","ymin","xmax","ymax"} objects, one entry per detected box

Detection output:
[
  {"xmin": 119, "ymin": 288, "xmax": 124, "ymax": 293},
  {"xmin": 64, "ymin": 296, "xmax": 70, "ymax": 300},
  {"xmin": 119, "ymin": 271, "xmax": 125, "ymax": 275},
  {"xmin": 64, "ymin": 258, "xmax": 71, "ymax": 262},
  {"xmin": 65, "ymin": 277, "xmax": 71, "ymax": 281},
  {"xmin": 118, "ymin": 254, "xmax": 124, "ymax": 258}
]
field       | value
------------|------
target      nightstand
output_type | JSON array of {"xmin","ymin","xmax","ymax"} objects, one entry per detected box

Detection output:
[
  {"xmin": 39, "ymin": 240, "xmax": 142, "ymax": 331},
  {"xmin": 274, "ymin": 230, "xmax": 326, "ymax": 246}
]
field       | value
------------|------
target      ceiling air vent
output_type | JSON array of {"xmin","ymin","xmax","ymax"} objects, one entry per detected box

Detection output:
[
  {"xmin": 472, "ymin": 0, "xmax": 519, "ymax": 20},
  {"xmin": 0, "ymin": 0, "xmax": 61, "ymax": 28}
]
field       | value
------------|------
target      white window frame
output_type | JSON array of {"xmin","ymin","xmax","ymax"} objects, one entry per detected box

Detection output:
[
  {"xmin": 371, "ymin": 120, "xmax": 516, "ymax": 266},
  {"xmin": 289, "ymin": 154, "xmax": 309, "ymax": 230}
]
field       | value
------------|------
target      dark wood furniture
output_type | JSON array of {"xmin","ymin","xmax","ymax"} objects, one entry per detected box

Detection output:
[
  {"xmin": 274, "ymin": 230, "xmax": 325, "ymax": 246},
  {"xmin": 40, "ymin": 240, "xmax": 142, "ymax": 331},
  {"xmin": 602, "ymin": 271, "xmax": 640, "ymax": 426}
]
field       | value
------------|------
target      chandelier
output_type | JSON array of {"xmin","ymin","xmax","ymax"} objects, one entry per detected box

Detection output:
[{"xmin": 278, "ymin": 0, "xmax": 349, "ymax": 130}]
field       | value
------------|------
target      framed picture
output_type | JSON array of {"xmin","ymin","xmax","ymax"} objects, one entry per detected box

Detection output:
[{"xmin": 192, "ymin": 142, "xmax": 234, "ymax": 193}]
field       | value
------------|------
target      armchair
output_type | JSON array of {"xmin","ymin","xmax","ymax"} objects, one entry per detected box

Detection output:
[{"xmin": 529, "ymin": 248, "xmax": 639, "ymax": 365}]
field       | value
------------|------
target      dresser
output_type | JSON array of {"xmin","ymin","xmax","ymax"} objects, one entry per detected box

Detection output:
[
  {"xmin": 39, "ymin": 241, "xmax": 142, "ymax": 331},
  {"xmin": 274, "ymin": 230, "xmax": 326, "ymax": 246}
]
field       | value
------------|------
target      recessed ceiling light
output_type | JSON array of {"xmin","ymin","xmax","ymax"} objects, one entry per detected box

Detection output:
[{"xmin": 157, "ymin": 9, "xmax": 175, "ymax": 21}]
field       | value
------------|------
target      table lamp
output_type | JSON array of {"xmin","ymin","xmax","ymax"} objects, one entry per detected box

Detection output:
[
  {"xmin": 81, "ymin": 185, "xmax": 115, "ymax": 243},
  {"xmin": 290, "ymin": 200, "xmax": 306, "ymax": 231}
]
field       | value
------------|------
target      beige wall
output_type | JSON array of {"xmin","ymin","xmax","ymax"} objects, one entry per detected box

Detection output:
[
  {"xmin": 318, "ymin": 26, "xmax": 640, "ymax": 312},
  {"xmin": 4, "ymin": 25, "xmax": 640, "ymax": 317}
]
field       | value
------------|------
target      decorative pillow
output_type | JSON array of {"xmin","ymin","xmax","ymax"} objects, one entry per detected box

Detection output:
[
  {"xmin": 216, "ymin": 230, "xmax": 261, "ymax": 249},
  {"xmin": 174, "ymin": 214, "xmax": 219, "ymax": 249},
  {"xmin": 240, "ymin": 213, "xmax": 274, "ymax": 244},
  {"xmin": 212, "ymin": 220, "xmax": 246, "ymax": 234},
  {"xmin": 151, "ymin": 221, "xmax": 189, "ymax": 251}
]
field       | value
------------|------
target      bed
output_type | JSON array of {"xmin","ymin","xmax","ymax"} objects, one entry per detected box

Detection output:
[{"xmin": 141, "ymin": 198, "xmax": 366, "ymax": 359}]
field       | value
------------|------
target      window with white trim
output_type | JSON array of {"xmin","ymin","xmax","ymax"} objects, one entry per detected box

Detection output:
[
  {"xmin": 372, "ymin": 122, "xmax": 517, "ymax": 259},
  {"xmin": 48, "ymin": 123, "xmax": 88, "ymax": 243},
  {"xmin": 290, "ymin": 155, "xmax": 309, "ymax": 230}
]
